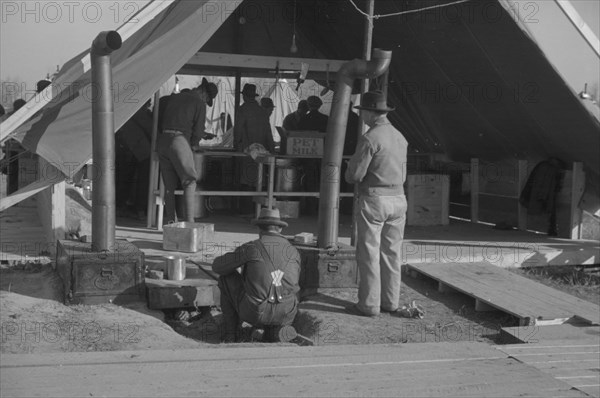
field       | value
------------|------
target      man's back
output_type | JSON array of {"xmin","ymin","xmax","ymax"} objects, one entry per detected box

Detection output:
[
  {"xmin": 242, "ymin": 234, "xmax": 300, "ymax": 302},
  {"xmin": 235, "ymin": 100, "xmax": 274, "ymax": 151},
  {"xmin": 161, "ymin": 91, "xmax": 205, "ymax": 142},
  {"xmin": 298, "ymin": 110, "xmax": 328, "ymax": 133},
  {"xmin": 346, "ymin": 119, "xmax": 408, "ymax": 193}
]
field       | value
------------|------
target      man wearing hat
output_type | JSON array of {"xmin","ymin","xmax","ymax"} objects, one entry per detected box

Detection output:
[
  {"xmin": 212, "ymin": 208, "xmax": 301, "ymax": 342},
  {"xmin": 344, "ymin": 90, "xmax": 408, "ymax": 317},
  {"xmin": 157, "ymin": 77, "xmax": 218, "ymax": 223},
  {"xmin": 298, "ymin": 95, "xmax": 328, "ymax": 133},
  {"xmin": 260, "ymin": 97, "xmax": 275, "ymax": 117},
  {"xmin": 234, "ymin": 84, "xmax": 274, "ymax": 153}
]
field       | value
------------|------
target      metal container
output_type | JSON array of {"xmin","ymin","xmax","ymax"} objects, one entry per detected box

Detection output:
[
  {"xmin": 275, "ymin": 159, "xmax": 303, "ymax": 192},
  {"xmin": 162, "ymin": 222, "xmax": 214, "ymax": 253},
  {"xmin": 176, "ymin": 195, "xmax": 206, "ymax": 219},
  {"xmin": 55, "ymin": 239, "xmax": 145, "ymax": 305},
  {"xmin": 193, "ymin": 152, "xmax": 206, "ymax": 182},
  {"xmin": 165, "ymin": 255, "xmax": 186, "ymax": 281}
]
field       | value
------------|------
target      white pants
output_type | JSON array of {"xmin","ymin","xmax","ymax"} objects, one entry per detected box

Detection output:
[{"xmin": 355, "ymin": 194, "xmax": 407, "ymax": 315}]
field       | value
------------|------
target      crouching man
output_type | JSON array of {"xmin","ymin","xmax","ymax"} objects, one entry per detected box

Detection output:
[{"xmin": 212, "ymin": 208, "xmax": 300, "ymax": 343}]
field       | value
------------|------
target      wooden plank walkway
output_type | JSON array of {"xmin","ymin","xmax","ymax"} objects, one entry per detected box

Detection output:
[
  {"xmin": 501, "ymin": 324, "xmax": 600, "ymax": 344},
  {"xmin": 406, "ymin": 262, "xmax": 600, "ymax": 325},
  {"xmin": 0, "ymin": 198, "xmax": 50, "ymax": 264},
  {"xmin": 496, "ymin": 327, "xmax": 600, "ymax": 398},
  {"xmin": 1, "ymin": 342, "xmax": 588, "ymax": 397}
]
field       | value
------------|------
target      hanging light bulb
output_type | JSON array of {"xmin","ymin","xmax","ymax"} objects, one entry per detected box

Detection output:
[
  {"xmin": 290, "ymin": 0, "xmax": 298, "ymax": 54},
  {"xmin": 290, "ymin": 33, "xmax": 298, "ymax": 53}
]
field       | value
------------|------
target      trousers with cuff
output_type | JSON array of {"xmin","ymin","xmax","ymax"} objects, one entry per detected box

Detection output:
[{"xmin": 355, "ymin": 194, "xmax": 407, "ymax": 315}]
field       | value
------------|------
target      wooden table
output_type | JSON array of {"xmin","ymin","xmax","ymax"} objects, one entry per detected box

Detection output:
[{"xmin": 148, "ymin": 151, "xmax": 352, "ymax": 229}]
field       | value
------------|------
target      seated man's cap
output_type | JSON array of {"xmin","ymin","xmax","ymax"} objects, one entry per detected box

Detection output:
[{"xmin": 251, "ymin": 208, "xmax": 288, "ymax": 228}]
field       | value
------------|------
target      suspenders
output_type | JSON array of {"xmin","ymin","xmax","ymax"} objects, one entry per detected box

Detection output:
[{"xmin": 256, "ymin": 240, "xmax": 287, "ymax": 304}]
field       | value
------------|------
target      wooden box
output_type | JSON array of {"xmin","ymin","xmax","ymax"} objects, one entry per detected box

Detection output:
[
  {"xmin": 285, "ymin": 131, "xmax": 326, "ymax": 156},
  {"xmin": 406, "ymin": 174, "xmax": 450, "ymax": 226}
]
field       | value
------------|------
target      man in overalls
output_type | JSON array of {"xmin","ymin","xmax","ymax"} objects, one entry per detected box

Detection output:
[{"xmin": 213, "ymin": 208, "xmax": 300, "ymax": 342}]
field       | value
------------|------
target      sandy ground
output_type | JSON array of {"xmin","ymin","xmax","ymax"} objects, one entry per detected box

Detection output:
[
  {"xmin": 0, "ymin": 263, "xmax": 512, "ymax": 353},
  {"xmin": 1, "ymin": 259, "xmax": 597, "ymax": 354},
  {"xmin": 0, "ymin": 265, "xmax": 201, "ymax": 354}
]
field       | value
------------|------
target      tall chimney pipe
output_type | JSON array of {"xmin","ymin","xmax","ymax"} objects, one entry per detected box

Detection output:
[
  {"xmin": 317, "ymin": 49, "xmax": 392, "ymax": 248},
  {"xmin": 91, "ymin": 31, "xmax": 122, "ymax": 252}
]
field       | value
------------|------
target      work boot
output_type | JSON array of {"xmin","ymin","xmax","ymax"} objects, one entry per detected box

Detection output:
[{"xmin": 264, "ymin": 325, "xmax": 297, "ymax": 343}]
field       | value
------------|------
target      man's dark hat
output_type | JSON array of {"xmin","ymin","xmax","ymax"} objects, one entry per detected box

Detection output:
[
  {"xmin": 354, "ymin": 90, "xmax": 395, "ymax": 112},
  {"xmin": 200, "ymin": 77, "xmax": 218, "ymax": 107},
  {"xmin": 260, "ymin": 97, "xmax": 275, "ymax": 109},
  {"xmin": 306, "ymin": 95, "xmax": 323, "ymax": 109},
  {"xmin": 251, "ymin": 208, "xmax": 288, "ymax": 228},
  {"xmin": 242, "ymin": 83, "xmax": 259, "ymax": 97},
  {"xmin": 36, "ymin": 79, "xmax": 51, "ymax": 93}
]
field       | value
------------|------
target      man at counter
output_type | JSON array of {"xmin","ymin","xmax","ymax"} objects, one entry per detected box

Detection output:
[
  {"xmin": 344, "ymin": 90, "xmax": 408, "ymax": 318},
  {"xmin": 157, "ymin": 78, "xmax": 218, "ymax": 224},
  {"xmin": 260, "ymin": 97, "xmax": 275, "ymax": 118},
  {"xmin": 212, "ymin": 208, "xmax": 300, "ymax": 343},
  {"xmin": 298, "ymin": 95, "xmax": 328, "ymax": 132},
  {"xmin": 234, "ymin": 84, "xmax": 274, "ymax": 152},
  {"xmin": 282, "ymin": 99, "xmax": 308, "ymax": 132}
]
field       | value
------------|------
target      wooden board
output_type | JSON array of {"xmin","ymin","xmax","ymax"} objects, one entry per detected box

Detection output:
[
  {"xmin": 0, "ymin": 200, "xmax": 50, "ymax": 263},
  {"xmin": 1, "ymin": 342, "xmax": 587, "ymax": 397},
  {"xmin": 500, "ymin": 324, "xmax": 600, "ymax": 344},
  {"xmin": 497, "ymin": 338, "xmax": 600, "ymax": 398},
  {"xmin": 406, "ymin": 262, "xmax": 600, "ymax": 325},
  {"xmin": 145, "ymin": 277, "xmax": 219, "ymax": 310}
]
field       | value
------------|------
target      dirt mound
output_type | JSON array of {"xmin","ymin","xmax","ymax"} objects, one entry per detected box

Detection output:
[{"xmin": 0, "ymin": 286, "xmax": 202, "ymax": 354}]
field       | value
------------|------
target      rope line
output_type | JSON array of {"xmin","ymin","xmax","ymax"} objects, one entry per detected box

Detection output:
[{"xmin": 348, "ymin": 0, "xmax": 474, "ymax": 20}]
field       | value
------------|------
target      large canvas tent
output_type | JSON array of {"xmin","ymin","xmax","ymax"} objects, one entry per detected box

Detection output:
[{"xmin": 1, "ymin": 0, "xmax": 599, "ymax": 215}]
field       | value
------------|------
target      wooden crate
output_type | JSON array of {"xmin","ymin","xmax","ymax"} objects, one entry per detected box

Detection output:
[
  {"xmin": 285, "ymin": 131, "xmax": 326, "ymax": 156},
  {"xmin": 406, "ymin": 174, "xmax": 450, "ymax": 226}
]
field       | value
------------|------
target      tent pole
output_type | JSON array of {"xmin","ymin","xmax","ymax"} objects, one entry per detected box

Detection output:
[
  {"xmin": 351, "ymin": 0, "xmax": 375, "ymax": 246},
  {"xmin": 146, "ymin": 91, "xmax": 161, "ymax": 228}
]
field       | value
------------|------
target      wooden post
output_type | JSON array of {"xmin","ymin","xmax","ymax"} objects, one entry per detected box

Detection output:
[
  {"xmin": 147, "ymin": 91, "xmax": 161, "ymax": 228},
  {"xmin": 517, "ymin": 159, "xmax": 528, "ymax": 231},
  {"xmin": 50, "ymin": 181, "xmax": 66, "ymax": 243},
  {"xmin": 570, "ymin": 162, "xmax": 585, "ymax": 239},
  {"xmin": 255, "ymin": 161, "xmax": 264, "ymax": 218},
  {"xmin": 470, "ymin": 158, "xmax": 479, "ymax": 224},
  {"xmin": 351, "ymin": 0, "xmax": 375, "ymax": 246},
  {"xmin": 267, "ymin": 156, "xmax": 275, "ymax": 209},
  {"xmin": 157, "ymin": 177, "xmax": 165, "ymax": 230}
]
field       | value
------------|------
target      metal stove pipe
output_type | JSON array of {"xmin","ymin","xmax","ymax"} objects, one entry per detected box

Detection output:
[
  {"xmin": 317, "ymin": 49, "xmax": 392, "ymax": 248},
  {"xmin": 91, "ymin": 31, "xmax": 122, "ymax": 252}
]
